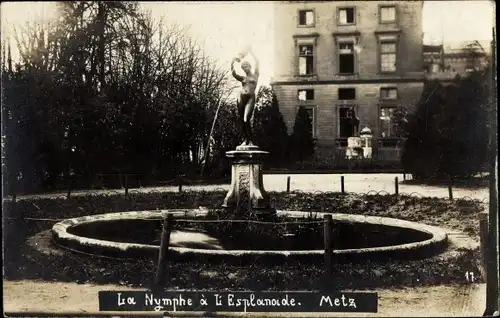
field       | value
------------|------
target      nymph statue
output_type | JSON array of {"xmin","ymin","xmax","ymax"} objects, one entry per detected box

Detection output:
[{"xmin": 231, "ymin": 46, "xmax": 259, "ymax": 146}]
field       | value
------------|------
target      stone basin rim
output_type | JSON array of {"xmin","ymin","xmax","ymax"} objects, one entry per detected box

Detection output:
[{"xmin": 51, "ymin": 209, "xmax": 448, "ymax": 257}]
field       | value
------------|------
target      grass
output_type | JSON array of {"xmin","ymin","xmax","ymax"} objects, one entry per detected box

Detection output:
[{"xmin": 4, "ymin": 190, "xmax": 486, "ymax": 290}]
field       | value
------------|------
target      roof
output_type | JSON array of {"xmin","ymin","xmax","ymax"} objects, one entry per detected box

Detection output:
[{"xmin": 443, "ymin": 40, "xmax": 491, "ymax": 53}]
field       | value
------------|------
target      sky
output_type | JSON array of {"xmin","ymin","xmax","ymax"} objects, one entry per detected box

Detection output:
[{"xmin": 1, "ymin": 1, "xmax": 495, "ymax": 86}]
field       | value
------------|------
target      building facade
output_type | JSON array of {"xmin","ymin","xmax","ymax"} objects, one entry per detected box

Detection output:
[
  {"xmin": 423, "ymin": 41, "xmax": 489, "ymax": 82},
  {"xmin": 423, "ymin": 44, "xmax": 444, "ymax": 74},
  {"xmin": 271, "ymin": 1, "xmax": 425, "ymax": 162}
]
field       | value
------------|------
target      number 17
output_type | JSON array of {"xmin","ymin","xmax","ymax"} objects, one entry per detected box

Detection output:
[{"xmin": 465, "ymin": 271, "xmax": 475, "ymax": 282}]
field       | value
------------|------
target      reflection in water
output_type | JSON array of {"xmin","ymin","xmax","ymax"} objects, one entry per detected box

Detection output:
[{"xmin": 68, "ymin": 219, "xmax": 432, "ymax": 251}]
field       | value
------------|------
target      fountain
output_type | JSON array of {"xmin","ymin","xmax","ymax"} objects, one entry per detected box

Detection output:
[
  {"xmin": 50, "ymin": 209, "xmax": 450, "ymax": 263},
  {"xmin": 41, "ymin": 47, "xmax": 456, "ymax": 266}
]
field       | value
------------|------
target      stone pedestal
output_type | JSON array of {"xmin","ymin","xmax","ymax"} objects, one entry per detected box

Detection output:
[{"xmin": 222, "ymin": 144, "xmax": 276, "ymax": 216}]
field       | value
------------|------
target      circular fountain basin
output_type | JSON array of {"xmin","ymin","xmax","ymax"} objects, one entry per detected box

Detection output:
[{"xmin": 51, "ymin": 210, "xmax": 448, "ymax": 263}]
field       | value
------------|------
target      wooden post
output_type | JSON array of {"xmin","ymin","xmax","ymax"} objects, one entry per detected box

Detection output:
[
  {"xmin": 479, "ymin": 212, "xmax": 489, "ymax": 273},
  {"xmin": 403, "ymin": 173, "xmax": 406, "ymax": 181},
  {"xmin": 486, "ymin": 183, "xmax": 499, "ymax": 315},
  {"xmin": 395, "ymin": 177, "xmax": 399, "ymax": 195},
  {"xmin": 340, "ymin": 176, "xmax": 345, "ymax": 194},
  {"xmin": 178, "ymin": 177, "xmax": 183, "ymax": 192},
  {"xmin": 286, "ymin": 176, "xmax": 291, "ymax": 193},
  {"xmin": 67, "ymin": 176, "xmax": 73, "ymax": 199},
  {"xmin": 11, "ymin": 176, "xmax": 17, "ymax": 205},
  {"xmin": 124, "ymin": 174, "xmax": 129, "ymax": 197},
  {"xmin": 11, "ymin": 177, "xmax": 18, "ymax": 218},
  {"xmin": 485, "ymin": 30, "xmax": 499, "ymax": 315},
  {"xmin": 448, "ymin": 176, "xmax": 453, "ymax": 200},
  {"xmin": 154, "ymin": 214, "xmax": 174, "ymax": 287},
  {"xmin": 324, "ymin": 214, "xmax": 333, "ymax": 278}
]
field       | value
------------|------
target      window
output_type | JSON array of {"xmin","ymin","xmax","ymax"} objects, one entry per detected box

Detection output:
[
  {"xmin": 379, "ymin": 107, "xmax": 396, "ymax": 137},
  {"xmin": 299, "ymin": 45, "xmax": 314, "ymax": 75},
  {"xmin": 298, "ymin": 89, "xmax": 314, "ymax": 100},
  {"xmin": 380, "ymin": 42, "xmax": 397, "ymax": 73},
  {"xmin": 338, "ymin": 8, "xmax": 355, "ymax": 25},
  {"xmin": 380, "ymin": 87, "xmax": 397, "ymax": 100},
  {"xmin": 338, "ymin": 43, "xmax": 355, "ymax": 74},
  {"xmin": 298, "ymin": 10, "xmax": 314, "ymax": 26},
  {"xmin": 338, "ymin": 88, "xmax": 356, "ymax": 100},
  {"xmin": 338, "ymin": 106, "xmax": 359, "ymax": 138},
  {"xmin": 380, "ymin": 6, "xmax": 396, "ymax": 23}
]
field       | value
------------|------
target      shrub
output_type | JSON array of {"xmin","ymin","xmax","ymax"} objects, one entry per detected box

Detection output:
[
  {"xmin": 289, "ymin": 106, "xmax": 315, "ymax": 161},
  {"xmin": 253, "ymin": 86, "xmax": 290, "ymax": 166},
  {"xmin": 402, "ymin": 69, "xmax": 490, "ymax": 180}
]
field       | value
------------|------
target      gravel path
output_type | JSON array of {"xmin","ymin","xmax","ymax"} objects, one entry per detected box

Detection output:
[{"xmin": 7, "ymin": 173, "xmax": 489, "ymax": 201}]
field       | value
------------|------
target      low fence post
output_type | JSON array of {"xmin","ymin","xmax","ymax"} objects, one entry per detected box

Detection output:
[
  {"xmin": 11, "ymin": 177, "xmax": 17, "ymax": 204},
  {"xmin": 66, "ymin": 175, "xmax": 73, "ymax": 199},
  {"xmin": 340, "ymin": 176, "xmax": 345, "ymax": 194},
  {"xmin": 286, "ymin": 176, "xmax": 291, "ymax": 193},
  {"xmin": 403, "ymin": 173, "xmax": 406, "ymax": 181},
  {"xmin": 324, "ymin": 214, "xmax": 333, "ymax": 280},
  {"xmin": 479, "ymin": 212, "xmax": 489, "ymax": 274},
  {"xmin": 178, "ymin": 177, "xmax": 183, "ymax": 192},
  {"xmin": 154, "ymin": 213, "xmax": 174, "ymax": 288},
  {"xmin": 11, "ymin": 177, "xmax": 18, "ymax": 218},
  {"xmin": 448, "ymin": 176, "xmax": 453, "ymax": 200},
  {"xmin": 395, "ymin": 177, "xmax": 399, "ymax": 195},
  {"xmin": 124, "ymin": 174, "xmax": 129, "ymax": 197}
]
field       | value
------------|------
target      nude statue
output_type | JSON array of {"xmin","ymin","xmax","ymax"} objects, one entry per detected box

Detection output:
[{"xmin": 231, "ymin": 46, "xmax": 259, "ymax": 146}]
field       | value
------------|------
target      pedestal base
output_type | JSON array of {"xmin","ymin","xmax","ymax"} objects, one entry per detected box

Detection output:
[{"xmin": 222, "ymin": 146, "xmax": 276, "ymax": 216}]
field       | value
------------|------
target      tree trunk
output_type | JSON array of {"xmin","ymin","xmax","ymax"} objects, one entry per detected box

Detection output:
[{"xmin": 97, "ymin": 2, "xmax": 106, "ymax": 92}]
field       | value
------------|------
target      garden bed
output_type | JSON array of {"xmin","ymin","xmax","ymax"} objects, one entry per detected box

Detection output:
[{"xmin": 4, "ymin": 190, "xmax": 485, "ymax": 290}]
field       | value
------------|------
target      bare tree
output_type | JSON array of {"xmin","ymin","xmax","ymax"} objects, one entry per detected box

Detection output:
[{"xmin": 2, "ymin": 1, "xmax": 239, "ymax": 191}]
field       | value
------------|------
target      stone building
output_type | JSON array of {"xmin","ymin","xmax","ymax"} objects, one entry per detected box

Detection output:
[
  {"xmin": 271, "ymin": 1, "xmax": 425, "ymax": 162},
  {"xmin": 423, "ymin": 44, "xmax": 444, "ymax": 74},
  {"xmin": 443, "ymin": 41, "xmax": 489, "ymax": 74},
  {"xmin": 423, "ymin": 41, "xmax": 489, "ymax": 82}
]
